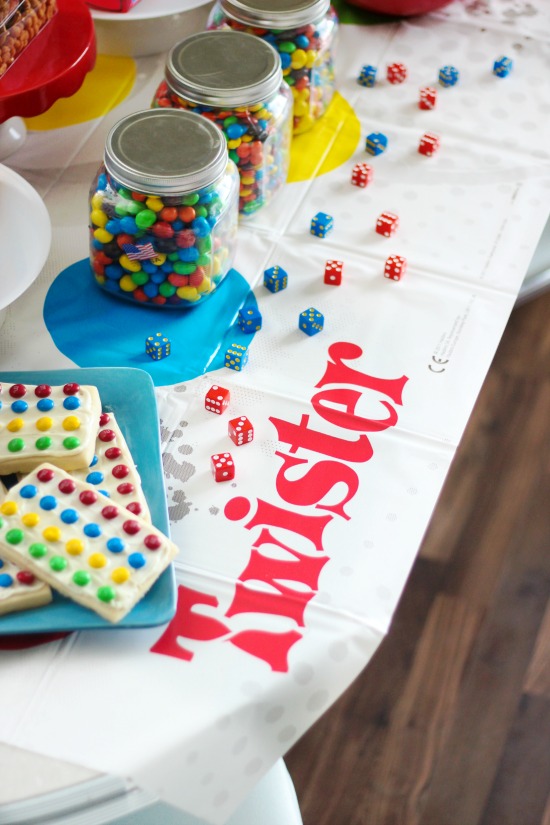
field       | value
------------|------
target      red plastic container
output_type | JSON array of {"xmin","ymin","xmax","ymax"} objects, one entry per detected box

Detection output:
[{"xmin": 86, "ymin": 0, "xmax": 141, "ymax": 11}]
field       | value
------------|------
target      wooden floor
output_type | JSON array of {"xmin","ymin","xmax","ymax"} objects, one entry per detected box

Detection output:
[{"xmin": 285, "ymin": 290, "xmax": 550, "ymax": 825}]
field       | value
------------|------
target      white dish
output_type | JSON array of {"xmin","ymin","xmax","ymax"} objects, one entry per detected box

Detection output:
[
  {"xmin": 90, "ymin": 0, "xmax": 214, "ymax": 56},
  {"xmin": 0, "ymin": 164, "xmax": 51, "ymax": 322}
]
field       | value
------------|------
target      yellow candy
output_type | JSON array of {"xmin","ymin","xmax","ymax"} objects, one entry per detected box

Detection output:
[
  {"xmin": 305, "ymin": 50, "xmax": 317, "ymax": 69},
  {"xmin": 36, "ymin": 416, "xmax": 53, "ymax": 431},
  {"xmin": 241, "ymin": 134, "xmax": 253, "ymax": 143},
  {"xmin": 119, "ymin": 274, "xmax": 136, "ymax": 292},
  {"xmin": 176, "ymin": 286, "xmax": 200, "ymax": 302},
  {"xmin": 89, "ymin": 552, "xmax": 107, "ymax": 568},
  {"xmin": 93, "ymin": 228, "xmax": 114, "ymax": 244},
  {"xmin": 43, "ymin": 526, "xmax": 61, "ymax": 542},
  {"xmin": 213, "ymin": 256, "xmax": 222, "ymax": 276},
  {"xmin": 256, "ymin": 108, "xmax": 270, "ymax": 120},
  {"xmin": 22, "ymin": 512, "xmax": 39, "ymax": 527},
  {"xmin": 111, "ymin": 567, "xmax": 130, "ymax": 584},
  {"xmin": 151, "ymin": 253, "xmax": 166, "ymax": 266},
  {"xmin": 240, "ymin": 188, "xmax": 253, "ymax": 197},
  {"xmin": 62, "ymin": 416, "xmax": 81, "ymax": 431},
  {"xmin": 249, "ymin": 103, "xmax": 262, "ymax": 112},
  {"xmin": 7, "ymin": 418, "xmax": 24, "ymax": 432},
  {"xmin": 227, "ymin": 139, "xmax": 241, "ymax": 149},
  {"xmin": 0, "ymin": 501, "xmax": 18, "ymax": 515},
  {"xmin": 119, "ymin": 254, "xmax": 141, "ymax": 273},
  {"xmin": 291, "ymin": 49, "xmax": 307, "ymax": 69},
  {"xmin": 293, "ymin": 99, "xmax": 309, "ymax": 117},
  {"xmin": 197, "ymin": 277, "xmax": 212, "ymax": 294},
  {"xmin": 145, "ymin": 197, "xmax": 164, "ymax": 212},
  {"xmin": 66, "ymin": 538, "xmax": 84, "ymax": 556},
  {"xmin": 90, "ymin": 209, "xmax": 108, "ymax": 228},
  {"xmin": 90, "ymin": 193, "xmax": 104, "ymax": 210},
  {"xmin": 241, "ymin": 176, "xmax": 255, "ymax": 185}
]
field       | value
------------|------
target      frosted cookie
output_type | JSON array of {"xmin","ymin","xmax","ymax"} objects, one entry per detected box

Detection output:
[
  {"xmin": 0, "ymin": 464, "xmax": 178, "ymax": 623},
  {"xmin": 0, "ymin": 382, "xmax": 102, "ymax": 474},
  {"xmin": 71, "ymin": 412, "xmax": 151, "ymax": 524},
  {"xmin": 0, "ymin": 557, "xmax": 53, "ymax": 616},
  {"xmin": 0, "ymin": 479, "xmax": 52, "ymax": 616}
]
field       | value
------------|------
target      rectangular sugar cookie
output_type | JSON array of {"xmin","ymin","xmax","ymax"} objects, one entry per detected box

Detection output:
[
  {"xmin": 0, "ymin": 464, "xmax": 178, "ymax": 623},
  {"xmin": 0, "ymin": 479, "xmax": 52, "ymax": 616},
  {"xmin": 0, "ymin": 382, "xmax": 102, "ymax": 474},
  {"xmin": 71, "ymin": 411, "xmax": 151, "ymax": 524}
]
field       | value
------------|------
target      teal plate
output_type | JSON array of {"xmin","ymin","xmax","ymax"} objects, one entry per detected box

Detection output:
[{"xmin": 0, "ymin": 368, "xmax": 177, "ymax": 633}]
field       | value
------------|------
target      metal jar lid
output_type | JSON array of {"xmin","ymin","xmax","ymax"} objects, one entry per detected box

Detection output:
[
  {"xmin": 165, "ymin": 31, "xmax": 283, "ymax": 109},
  {"xmin": 103, "ymin": 109, "xmax": 229, "ymax": 195},
  {"xmin": 219, "ymin": 0, "xmax": 330, "ymax": 29}
]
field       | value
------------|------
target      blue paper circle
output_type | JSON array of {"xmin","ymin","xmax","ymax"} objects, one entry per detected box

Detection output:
[{"xmin": 43, "ymin": 259, "xmax": 258, "ymax": 386}]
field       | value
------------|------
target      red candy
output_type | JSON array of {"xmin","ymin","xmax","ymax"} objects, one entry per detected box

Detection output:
[
  {"xmin": 63, "ymin": 383, "xmax": 80, "ymax": 395},
  {"xmin": 99, "ymin": 413, "xmax": 111, "ymax": 426},
  {"xmin": 112, "ymin": 465, "xmax": 129, "ymax": 479},
  {"xmin": 58, "ymin": 479, "xmax": 76, "ymax": 494},
  {"xmin": 37, "ymin": 468, "xmax": 55, "ymax": 482},
  {"xmin": 16, "ymin": 571, "xmax": 35, "ymax": 585},
  {"xmin": 117, "ymin": 483, "xmax": 134, "ymax": 495},
  {"xmin": 34, "ymin": 384, "xmax": 52, "ymax": 398},
  {"xmin": 79, "ymin": 490, "xmax": 97, "ymax": 505},
  {"xmin": 101, "ymin": 505, "xmax": 119, "ymax": 520},
  {"xmin": 9, "ymin": 384, "xmax": 26, "ymax": 398},
  {"xmin": 105, "ymin": 447, "xmax": 122, "ymax": 460},
  {"xmin": 144, "ymin": 534, "xmax": 162, "ymax": 550},
  {"xmin": 98, "ymin": 429, "xmax": 117, "ymax": 443},
  {"xmin": 123, "ymin": 519, "xmax": 141, "ymax": 535}
]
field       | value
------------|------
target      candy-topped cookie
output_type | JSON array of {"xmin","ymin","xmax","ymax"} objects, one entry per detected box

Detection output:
[
  {"xmin": 71, "ymin": 411, "xmax": 151, "ymax": 523},
  {"xmin": 0, "ymin": 464, "xmax": 178, "ymax": 623},
  {"xmin": 0, "ymin": 479, "xmax": 52, "ymax": 616},
  {"xmin": 0, "ymin": 383, "xmax": 102, "ymax": 474}
]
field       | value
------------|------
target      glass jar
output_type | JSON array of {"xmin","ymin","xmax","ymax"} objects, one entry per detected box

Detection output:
[
  {"xmin": 207, "ymin": 0, "xmax": 338, "ymax": 135},
  {"xmin": 89, "ymin": 109, "xmax": 239, "ymax": 308},
  {"xmin": 152, "ymin": 30, "xmax": 292, "ymax": 217}
]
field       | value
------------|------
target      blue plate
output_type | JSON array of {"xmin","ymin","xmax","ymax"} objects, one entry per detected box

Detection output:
[{"xmin": 0, "ymin": 367, "xmax": 177, "ymax": 634}]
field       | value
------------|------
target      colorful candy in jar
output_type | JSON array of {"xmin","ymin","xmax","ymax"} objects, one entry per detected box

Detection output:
[
  {"xmin": 89, "ymin": 109, "xmax": 239, "ymax": 308},
  {"xmin": 152, "ymin": 31, "xmax": 292, "ymax": 216},
  {"xmin": 207, "ymin": 0, "xmax": 338, "ymax": 135}
]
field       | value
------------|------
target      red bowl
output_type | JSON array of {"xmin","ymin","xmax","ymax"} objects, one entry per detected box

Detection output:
[{"xmin": 345, "ymin": 0, "xmax": 454, "ymax": 15}]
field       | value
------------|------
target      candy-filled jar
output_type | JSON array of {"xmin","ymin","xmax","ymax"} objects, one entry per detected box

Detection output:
[
  {"xmin": 89, "ymin": 109, "xmax": 239, "ymax": 308},
  {"xmin": 207, "ymin": 0, "xmax": 338, "ymax": 134},
  {"xmin": 152, "ymin": 31, "xmax": 292, "ymax": 217}
]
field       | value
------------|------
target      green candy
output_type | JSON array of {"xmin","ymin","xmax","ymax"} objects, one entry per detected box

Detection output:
[
  {"xmin": 73, "ymin": 570, "xmax": 91, "ymax": 586},
  {"xmin": 229, "ymin": 150, "xmax": 239, "ymax": 165},
  {"xmin": 181, "ymin": 193, "xmax": 200, "ymax": 206},
  {"xmin": 29, "ymin": 543, "xmax": 47, "ymax": 558},
  {"xmin": 124, "ymin": 200, "xmax": 145, "ymax": 215},
  {"xmin": 159, "ymin": 282, "xmax": 176, "ymax": 297},
  {"xmin": 114, "ymin": 202, "xmax": 130, "ymax": 216},
  {"xmin": 97, "ymin": 586, "xmax": 116, "ymax": 603},
  {"xmin": 36, "ymin": 436, "xmax": 52, "ymax": 450},
  {"xmin": 7, "ymin": 438, "xmax": 24, "ymax": 453},
  {"xmin": 194, "ymin": 205, "xmax": 208, "ymax": 219},
  {"xmin": 174, "ymin": 262, "xmax": 196, "ymax": 275},
  {"xmin": 197, "ymin": 254, "xmax": 211, "ymax": 267},
  {"xmin": 117, "ymin": 187, "xmax": 133, "ymax": 200},
  {"xmin": 50, "ymin": 556, "xmax": 67, "ymax": 572},
  {"xmin": 63, "ymin": 436, "xmax": 81, "ymax": 450},
  {"xmin": 278, "ymin": 41, "xmax": 296, "ymax": 53},
  {"xmin": 168, "ymin": 252, "xmax": 179, "ymax": 261},
  {"xmin": 223, "ymin": 116, "xmax": 238, "ymax": 127},
  {"xmin": 131, "ymin": 271, "xmax": 149, "ymax": 286},
  {"xmin": 6, "ymin": 528, "xmax": 24, "ymax": 545},
  {"xmin": 197, "ymin": 236, "xmax": 212, "ymax": 253},
  {"xmin": 135, "ymin": 209, "xmax": 157, "ymax": 228}
]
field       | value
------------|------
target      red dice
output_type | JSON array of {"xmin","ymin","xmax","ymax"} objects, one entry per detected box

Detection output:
[
  {"xmin": 324, "ymin": 259, "xmax": 344, "ymax": 285},
  {"xmin": 351, "ymin": 162, "xmax": 373, "ymax": 188},
  {"xmin": 384, "ymin": 255, "xmax": 407, "ymax": 281},
  {"xmin": 205, "ymin": 384, "xmax": 230, "ymax": 414},
  {"xmin": 228, "ymin": 416, "xmax": 254, "ymax": 446},
  {"xmin": 376, "ymin": 212, "xmax": 399, "ymax": 237},
  {"xmin": 211, "ymin": 452, "xmax": 235, "ymax": 482},
  {"xmin": 387, "ymin": 62, "xmax": 407, "ymax": 84},
  {"xmin": 419, "ymin": 132, "xmax": 440, "ymax": 156},
  {"xmin": 419, "ymin": 86, "xmax": 437, "ymax": 109}
]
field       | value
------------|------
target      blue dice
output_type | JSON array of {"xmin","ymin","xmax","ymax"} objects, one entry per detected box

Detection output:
[
  {"xmin": 358, "ymin": 64, "xmax": 377, "ymax": 87},
  {"xmin": 365, "ymin": 131, "xmax": 388, "ymax": 156},
  {"xmin": 310, "ymin": 212, "xmax": 333, "ymax": 238},
  {"xmin": 299, "ymin": 307, "xmax": 324, "ymax": 336},
  {"xmin": 238, "ymin": 306, "xmax": 262, "ymax": 334},
  {"xmin": 493, "ymin": 55, "xmax": 513, "ymax": 78},
  {"xmin": 145, "ymin": 332, "xmax": 170, "ymax": 361},
  {"xmin": 264, "ymin": 265, "xmax": 288, "ymax": 293},
  {"xmin": 225, "ymin": 343, "xmax": 249, "ymax": 371},
  {"xmin": 438, "ymin": 65, "xmax": 459, "ymax": 87}
]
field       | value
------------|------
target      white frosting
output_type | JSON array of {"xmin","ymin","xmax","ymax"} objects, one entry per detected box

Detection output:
[
  {"xmin": 0, "ymin": 383, "xmax": 101, "ymax": 473},
  {"xmin": 0, "ymin": 464, "xmax": 178, "ymax": 623}
]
